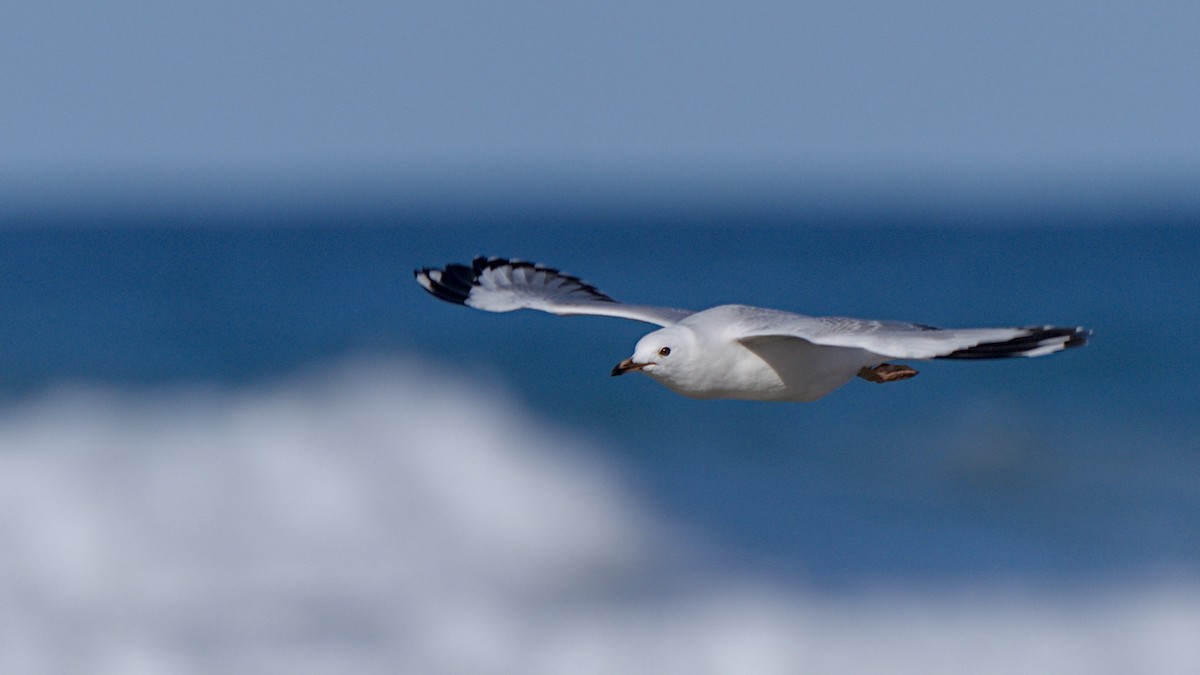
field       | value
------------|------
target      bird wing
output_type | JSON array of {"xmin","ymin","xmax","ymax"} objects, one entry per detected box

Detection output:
[
  {"xmin": 728, "ymin": 307, "xmax": 1088, "ymax": 360},
  {"xmin": 415, "ymin": 257, "xmax": 693, "ymax": 327}
]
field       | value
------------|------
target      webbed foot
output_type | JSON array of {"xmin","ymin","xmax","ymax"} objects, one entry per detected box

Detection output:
[{"xmin": 857, "ymin": 363, "xmax": 919, "ymax": 383}]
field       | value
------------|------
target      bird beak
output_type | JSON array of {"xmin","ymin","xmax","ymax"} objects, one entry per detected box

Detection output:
[{"xmin": 611, "ymin": 358, "xmax": 646, "ymax": 377}]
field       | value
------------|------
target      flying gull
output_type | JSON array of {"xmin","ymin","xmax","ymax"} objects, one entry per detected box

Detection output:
[{"xmin": 415, "ymin": 256, "xmax": 1089, "ymax": 402}]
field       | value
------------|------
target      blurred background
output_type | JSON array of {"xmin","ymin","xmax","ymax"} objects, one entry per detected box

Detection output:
[{"xmin": 2, "ymin": 2, "xmax": 1199, "ymax": 673}]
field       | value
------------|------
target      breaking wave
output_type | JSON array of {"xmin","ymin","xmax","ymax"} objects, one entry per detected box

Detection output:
[{"xmin": 1, "ymin": 358, "xmax": 1196, "ymax": 674}]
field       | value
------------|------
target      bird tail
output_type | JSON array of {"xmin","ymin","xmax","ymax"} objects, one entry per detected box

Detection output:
[{"xmin": 936, "ymin": 326, "xmax": 1090, "ymax": 359}]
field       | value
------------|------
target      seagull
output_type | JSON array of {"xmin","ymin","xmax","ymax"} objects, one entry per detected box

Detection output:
[{"xmin": 415, "ymin": 256, "xmax": 1089, "ymax": 402}]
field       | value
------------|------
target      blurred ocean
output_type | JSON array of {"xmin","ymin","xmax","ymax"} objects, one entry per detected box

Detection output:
[{"xmin": 2, "ymin": 203, "xmax": 1198, "ymax": 673}]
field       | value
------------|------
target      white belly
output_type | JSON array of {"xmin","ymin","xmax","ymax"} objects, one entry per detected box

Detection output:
[{"xmin": 652, "ymin": 337, "xmax": 880, "ymax": 402}]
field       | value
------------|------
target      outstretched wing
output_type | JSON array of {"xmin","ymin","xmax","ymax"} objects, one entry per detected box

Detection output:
[
  {"xmin": 728, "ymin": 307, "xmax": 1089, "ymax": 360},
  {"xmin": 415, "ymin": 256, "xmax": 693, "ymax": 327}
]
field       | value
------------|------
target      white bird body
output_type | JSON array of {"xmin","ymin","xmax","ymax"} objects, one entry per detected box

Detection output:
[
  {"xmin": 415, "ymin": 257, "xmax": 1089, "ymax": 403},
  {"xmin": 629, "ymin": 306, "xmax": 875, "ymax": 401}
]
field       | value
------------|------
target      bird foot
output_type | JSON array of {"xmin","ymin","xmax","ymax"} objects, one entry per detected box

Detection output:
[{"xmin": 857, "ymin": 363, "xmax": 919, "ymax": 383}]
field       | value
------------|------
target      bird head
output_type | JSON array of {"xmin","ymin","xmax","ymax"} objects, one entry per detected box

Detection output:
[{"xmin": 611, "ymin": 326, "xmax": 696, "ymax": 387}]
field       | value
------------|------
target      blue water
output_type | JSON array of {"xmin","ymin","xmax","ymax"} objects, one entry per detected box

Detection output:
[{"xmin": 2, "ymin": 208, "xmax": 1198, "ymax": 589}]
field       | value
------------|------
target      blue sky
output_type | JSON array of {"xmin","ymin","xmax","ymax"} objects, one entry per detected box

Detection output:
[{"xmin": 3, "ymin": 1, "xmax": 1198, "ymax": 209}]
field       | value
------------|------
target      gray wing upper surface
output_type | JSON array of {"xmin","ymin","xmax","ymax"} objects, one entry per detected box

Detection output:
[
  {"xmin": 415, "ymin": 260, "xmax": 1088, "ymax": 358},
  {"xmin": 715, "ymin": 305, "xmax": 1088, "ymax": 360},
  {"xmin": 415, "ymin": 256, "xmax": 693, "ymax": 327}
]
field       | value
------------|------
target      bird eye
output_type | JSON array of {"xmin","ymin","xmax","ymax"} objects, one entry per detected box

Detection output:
[{"xmin": 658, "ymin": 347, "xmax": 671, "ymax": 357}]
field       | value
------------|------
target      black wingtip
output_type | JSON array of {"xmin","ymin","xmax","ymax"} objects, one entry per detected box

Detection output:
[
  {"xmin": 414, "ymin": 265, "xmax": 473, "ymax": 305},
  {"xmin": 938, "ymin": 326, "xmax": 1091, "ymax": 360},
  {"xmin": 1065, "ymin": 326, "xmax": 1091, "ymax": 349},
  {"xmin": 415, "ymin": 256, "xmax": 618, "ymax": 307}
]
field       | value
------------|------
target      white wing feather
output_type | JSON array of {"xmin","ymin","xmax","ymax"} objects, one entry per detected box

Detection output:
[
  {"xmin": 716, "ymin": 305, "xmax": 1086, "ymax": 359},
  {"xmin": 416, "ymin": 261, "xmax": 1087, "ymax": 359},
  {"xmin": 415, "ymin": 257, "xmax": 692, "ymax": 327}
]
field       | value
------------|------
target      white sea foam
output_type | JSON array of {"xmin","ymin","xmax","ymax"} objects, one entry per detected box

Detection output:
[{"xmin": 0, "ymin": 358, "xmax": 1197, "ymax": 675}]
